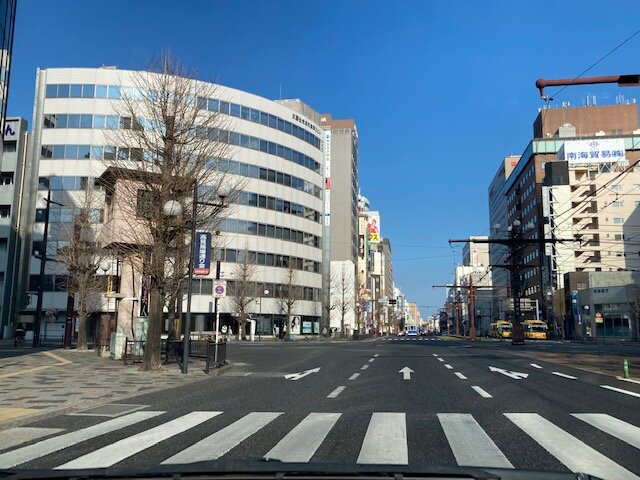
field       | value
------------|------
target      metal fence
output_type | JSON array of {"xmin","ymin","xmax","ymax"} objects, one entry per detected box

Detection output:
[
  {"xmin": 205, "ymin": 341, "xmax": 227, "ymax": 373},
  {"xmin": 124, "ymin": 338, "xmax": 227, "ymax": 373},
  {"xmin": 123, "ymin": 340, "xmax": 146, "ymax": 365}
]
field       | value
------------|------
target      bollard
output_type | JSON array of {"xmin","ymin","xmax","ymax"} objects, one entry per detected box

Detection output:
[{"xmin": 623, "ymin": 358, "xmax": 629, "ymax": 379}]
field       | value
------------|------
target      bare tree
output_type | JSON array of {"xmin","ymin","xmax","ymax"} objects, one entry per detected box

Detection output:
[
  {"xmin": 231, "ymin": 249, "xmax": 257, "ymax": 340},
  {"xmin": 53, "ymin": 185, "xmax": 108, "ymax": 350},
  {"xmin": 332, "ymin": 267, "xmax": 355, "ymax": 337},
  {"xmin": 278, "ymin": 265, "xmax": 301, "ymax": 341},
  {"xmin": 103, "ymin": 52, "xmax": 240, "ymax": 370}
]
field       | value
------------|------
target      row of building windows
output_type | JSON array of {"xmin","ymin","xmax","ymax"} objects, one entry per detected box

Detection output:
[
  {"xmin": 41, "ymin": 129, "xmax": 321, "ymax": 173},
  {"xmin": 34, "ymin": 207, "xmax": 104, "ymax": 224},
  {"xmin": 226, "ymin": 280, "xmax": 320, "ymax": 302},
  {"xmin": 217, "ymin": 248, "xmax": 320, "ymax": 273},
  {"xmin": 219, "ymin": 217, "xmax": 321, "ymax": 249},
  {"xmin": 235, "ymin": 191, "xmax": 320, "ymax": 223},
  {"xmin": 44, "ymin": 84, "xmax": 321, "ymax": 149},
  {"xmin": 216, "ymin": 158, "xmax": 322, "ymax": 199},
  {"xmin": 44, "ymin": 113, "xmax": 141, "ymax": 130}
]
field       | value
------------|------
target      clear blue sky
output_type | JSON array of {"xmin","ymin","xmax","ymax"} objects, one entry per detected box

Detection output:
[{"xmin": 9, "ymin": 1, "xmax": 640, "ymax": 316}]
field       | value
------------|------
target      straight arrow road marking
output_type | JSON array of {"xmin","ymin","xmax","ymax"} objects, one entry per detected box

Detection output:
[
  {"xmin": 471, "ymin": 386, "xmax": 492, "ymax": 398},
  {"xmin": 530, "ymin": 363, "xmax": 543, "ymax": 369},
  {"xmin": 552, "ymin": 372, "xmax": 577, "ymax": 380},
  {"xmin": 327, "ymin": 386, "xmax": 346, "ymax": 398},
  {"xmin": 399, "ymin": 367, "xmax": 413, "ymax": 380},
  {"xmin": 284, "ymin": 367, "xmax": 321, "ymax": 381},
  {"xmin": 489, "ymin": 366, "xmax": 529, "ymax": 380},
  {"xmin": 600, "ymin": 385, "xmax": 640, "ymax": 398}
]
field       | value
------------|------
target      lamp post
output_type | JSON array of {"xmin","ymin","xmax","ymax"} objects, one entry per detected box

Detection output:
[
  {"xmin": 258, "ymin": 288, "xmax": 269, "ymax": 341},
  {"xmin": 172, "ymin": 182, "xmax": 230, "ymax": 374}
]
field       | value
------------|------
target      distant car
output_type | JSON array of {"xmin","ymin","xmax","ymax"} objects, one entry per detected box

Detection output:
[
  {"xmin": 407, "ymin": 329, "xmax": 418, "ymax": 336},
  {"xmin": 397, "ymin": 331, "xmax": 406, "ymax": 336}
]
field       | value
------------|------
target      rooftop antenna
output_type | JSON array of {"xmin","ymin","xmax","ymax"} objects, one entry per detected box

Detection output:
[{"xmin": 279, "ymin": 82, "xmax": 282, "ymax": 100}]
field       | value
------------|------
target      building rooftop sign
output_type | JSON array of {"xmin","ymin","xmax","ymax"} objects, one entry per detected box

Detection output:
[{"xmin": 559, "ymin": 138, "xmax": 626, "ymax": 164}]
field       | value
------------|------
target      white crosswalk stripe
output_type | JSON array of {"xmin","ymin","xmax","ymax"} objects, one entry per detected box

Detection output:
[
  {"xmin": 265, "ymin": 413, "xmax": 341, "ymax": 462},
  {"xmin": 438, "ymin": 413, "xmax": 513, "ymax": 468},
  {"xmin": 572, "ymin": 413, "xmax": 640, "ymax": 450},
  {"xmin": 506, "ymin": 413, "xmax": 639, "ymax": 480},
  {"xmin": 357, "ymin": 412, "xmax": 408, "ymax": 465},
  {"xmin": 57, "ymin": 411, "xmax": 220, "ymax": 469},
  {"xmin": 163, "ymin": 412, "xmax": 281, "ymax": 464},
  {"xmin": 2, "ymin": 410, "xmax": 639, "ymax": 476},
  {"xmin": 0, "ymin": 411, "xmax": 163, "ymax": 469}
]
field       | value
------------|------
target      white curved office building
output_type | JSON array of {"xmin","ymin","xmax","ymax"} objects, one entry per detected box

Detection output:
[{"xmin": 27, "ymin": 67, "xmax": 324, "ymax": 338}]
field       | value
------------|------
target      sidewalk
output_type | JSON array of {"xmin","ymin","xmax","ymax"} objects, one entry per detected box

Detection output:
[{"xmin": 0, "ymin": 346, "xmax": 217, "ymax": 429}]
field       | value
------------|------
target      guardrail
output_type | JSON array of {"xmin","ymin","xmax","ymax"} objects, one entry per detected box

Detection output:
[{"xmin": 204, "ymin": 341, "xmax": 227, "ymax": 373}]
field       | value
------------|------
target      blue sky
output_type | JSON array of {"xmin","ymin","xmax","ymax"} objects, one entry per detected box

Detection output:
[{"xmin": 9, "ymin": 1, "xmax": 640, "ymax": 316}]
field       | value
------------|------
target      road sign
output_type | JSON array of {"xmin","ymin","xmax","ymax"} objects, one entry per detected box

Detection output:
[
  {"xmin": 193, "ymin": 232, "xmax": 211, "ymax": 275},
  {"xmin": 213, "ymin": 280, "xmax": 227, "ymax": 298},
  {"xmin": 221, "ymin": 325, "xmax": 228, "ymax": 333}
]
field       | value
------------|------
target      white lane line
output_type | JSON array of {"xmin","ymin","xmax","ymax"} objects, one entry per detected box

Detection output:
[
  {"xmin": 361, "ymin": 364, "xmax": 369, "ymax": 370},
  {"xmin": 437, "ymin": 358, "xmax": 444, "ymax": 362},
  {"xmin": 530, "ymin": 363, "xmax": 543, "ymax": 369},
  {"xmin": 264, "ymin": 412, "xmax": 341, "ymax": 462},
  {"xmin": 327, "ymin": 386, "xmax": 346, "ymax": 398},
  {"xmin": 0, "ymin": 427, "xmax": 65, "ymax": 451},
  {"xmin": 572, "ymin": 413, "xmax": 640, "ymax": 450},
  {"xmin": 471, "ymin": 386, "xmax": 492, "ymax": 398},
  {"xmin": 374, "ymin": 354, "xmax": 380, "ymax": 357},
  {"xmin": 58, "ymin": 411, "xmax": 219, "ymax": 469},
  {"xmin": 600, "ymin": 385, "xmax": 640, "ymax": 399},
  {"xmin": 454, "ymin": 372, "xmax": 468, "ymax": 380},
  {"xmin": 444, "ymin": 364, "xmax": 453, "ymax": 369},
  {"xmin": 432, "ymin": 353, "xmax": 438, "ymax": 357},
  {"xmin": 163, "ymin": 412, "xmax": 282, "ymax": 464},
  {"xmin": 348, "ymin": 373, "xmax": 360, "ymax": 380},
  {"xmin": 506, "ymin": 413, "xmax": 639, "ymax": 480},
  {"xmin": 368, "ymin": 358, "xmax": 375, "ymax": 363},
  {"xmin": 0, "ymin": 411, "xmax": 163, "ymax": 469},
  {"xmin": 357, "ymin": 413, "xmax": 407, "ymax": 465},
  {"xmin": 438, "ymin": 413, "xmax": 512, "ymax": 468},
  {"xmin": 552, "ymin": 372, "xmax": 577, "ymax": 380}
]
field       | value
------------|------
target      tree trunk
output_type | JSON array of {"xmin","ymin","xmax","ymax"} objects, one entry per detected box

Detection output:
[
  {"xmin": 143, "ymin": 246, "xmax": 166, "ymax": 371},
  {"xmin": 76, "ymin": 282, "xmax": 88, "ymax": 350}
]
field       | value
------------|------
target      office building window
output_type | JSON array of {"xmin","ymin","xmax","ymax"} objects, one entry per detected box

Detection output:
[
  {"xmin": 0, "ymin": 238, "xmax": 6, "ymax": 250},
  {"xmin": 0, "ymin": 172, "xmax": 13, "ymax": 185},
  {"xmin": 0, "ymin": 205, "xmax": 10, "ymax": 218},
  {"xmin": 613, "ymin": 217, "xmax": 624, "ymax": 224}
]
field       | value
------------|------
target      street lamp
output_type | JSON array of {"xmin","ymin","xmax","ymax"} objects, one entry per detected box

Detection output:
[{"xmin": 181, "ymin": 181, "xmax": 231, "ymax": 374}]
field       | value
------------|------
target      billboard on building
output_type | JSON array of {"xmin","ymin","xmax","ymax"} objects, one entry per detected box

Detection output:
[
  {"xmin": 367, "ymin": 212, "xmax": 381, "ymax": 243},
  {"xmin": 560, "ymin": 138, "xmax": 626, "ymax": 164}
]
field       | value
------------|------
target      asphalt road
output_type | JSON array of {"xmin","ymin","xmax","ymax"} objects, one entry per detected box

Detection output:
[{"xmin": 1, "ymin": 337, "xmax": 640, "ymax": 479}]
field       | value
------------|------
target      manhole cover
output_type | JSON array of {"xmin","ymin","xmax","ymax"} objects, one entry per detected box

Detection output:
[{"xmin": 70, "ymin": 404, "xmax": 149, "ymax": 417}]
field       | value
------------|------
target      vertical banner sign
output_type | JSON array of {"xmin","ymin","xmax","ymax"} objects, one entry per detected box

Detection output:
[{"xmin": 193, "ymin": 232, "xmax": 212, "ymax": 275}]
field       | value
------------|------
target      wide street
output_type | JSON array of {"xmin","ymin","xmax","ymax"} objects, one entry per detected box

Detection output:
[{"xmin": 1, "ymin": 337, "xmax": 640, "ymax": 478}]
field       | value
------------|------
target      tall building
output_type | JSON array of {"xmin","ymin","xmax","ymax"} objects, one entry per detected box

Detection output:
[
  {"xmin": 381, "ymin": 237, "xmax": 394, "ymax": 333},
  {"xmin": 503, "ymin": 102, "xmax": 640, "ymax": 322},
  {"xmin": 488, "ymin": 155, "xmax": 519, "ymax": 318},
  {"xmin": 27, "ymin": 67, "xmax": 325, "ymax": 339},
  {"xmin": 0, "ymin": 0, "xmax": 17, "ymax": 169},
  {"xmin": 0, "ymin": 118, "xmax": 37, "ymax": 338},
  {"xmin": 320, "ymin": 113, "xmax": 359, "ymax": 263}
]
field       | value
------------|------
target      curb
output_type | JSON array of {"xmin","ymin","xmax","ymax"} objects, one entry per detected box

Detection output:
[{"xmin": 0, "ymin": 361, "xmax": 233, "ymax": 430}]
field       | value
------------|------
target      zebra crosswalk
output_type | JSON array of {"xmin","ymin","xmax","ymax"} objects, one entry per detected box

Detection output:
[{"xmin": 0, "ymin": 410, "xmax": 639, "ymax": 479}]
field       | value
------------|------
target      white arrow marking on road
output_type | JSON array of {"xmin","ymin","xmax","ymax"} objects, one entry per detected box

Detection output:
[
  {"xmin": 530, "ymin": 363, "xmax": 543, "ymax": 369},
  {"xmin": 489, "ymin": 366, "xmax": 529, "ymax": 380},
  {"xmin": 284, "ymin": 367, "xmax": 321, "ymax": 381},
  {"xmin": 399, "ymin": 367, "xmax": 414, "ymax": 380}
]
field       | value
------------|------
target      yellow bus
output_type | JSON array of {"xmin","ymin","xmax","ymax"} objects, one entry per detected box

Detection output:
[
  {"xmin": 490, "ymin": 321, "xmax": 512, "ymax": 339},
  {"xmin": 523, "ymin": 320, "xmax": 548, "ymax": 340}
]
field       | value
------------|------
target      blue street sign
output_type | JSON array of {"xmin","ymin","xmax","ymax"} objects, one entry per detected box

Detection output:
[{"xmin": 193, "ymin": 232, "xmax": 211, "ymax": 275}]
